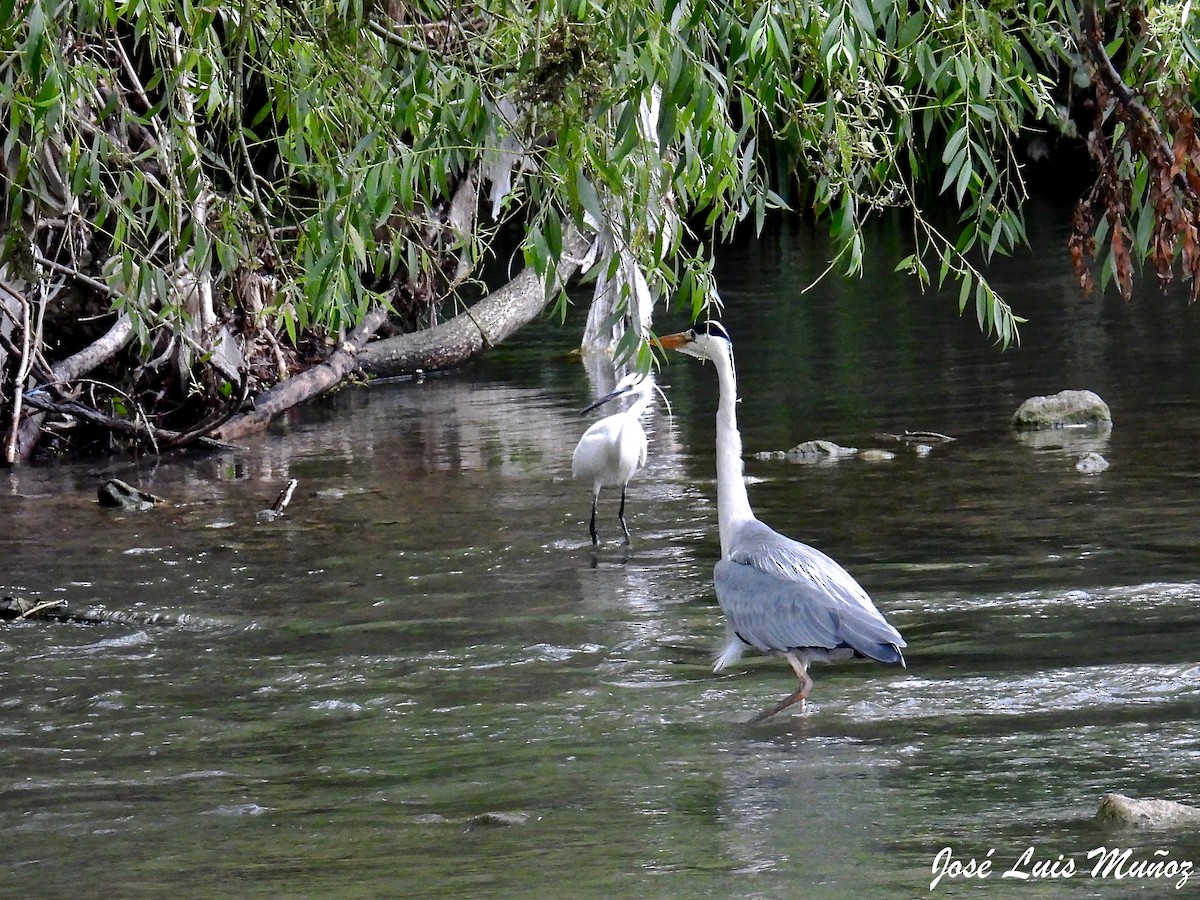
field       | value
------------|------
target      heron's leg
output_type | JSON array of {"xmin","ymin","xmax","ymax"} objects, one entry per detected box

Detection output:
[
  {"xmin": 589, "ymin": 493, "xmax": 600, "ymax": 545},
  {"xmin": 745, "ymin": 655, "xmax": 813, "ymax": 724},
  {"xmin": 617, "ymin": 486, "xmax": 631, "ymax": 544}
]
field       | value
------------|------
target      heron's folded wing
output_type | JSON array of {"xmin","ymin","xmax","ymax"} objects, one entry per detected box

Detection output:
[
  {"xmin": 717, "ymin": 521, "xmax": 906, "ymax": 662},
  {"xmin": 714, "ymin": 558, "xmax": 842, "ymax": 653}
]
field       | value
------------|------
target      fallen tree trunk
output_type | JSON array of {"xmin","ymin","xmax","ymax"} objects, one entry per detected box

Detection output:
[
  {"xmin": 213, "ymin": 305, "xmax": 390, "ymax": 441},
  {"xmin": 10, "ymin": 227, "xmax": 596, "ymax": 452},
  {"xmin": 214, "ymin": 227, "xmax": 593, "ymax": 440},
  {"xmin": 357, "ymin": 226, "xmax": 594, "ymax": 377}
]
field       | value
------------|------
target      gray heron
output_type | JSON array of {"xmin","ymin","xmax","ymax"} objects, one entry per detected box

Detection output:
[
  {"xmin": 572, "ymin": 372, "xmax": 657, "ymax": 545},
  {"xmin": 658, "ymin": 322, "xmax": 906, "ymax": 723}
]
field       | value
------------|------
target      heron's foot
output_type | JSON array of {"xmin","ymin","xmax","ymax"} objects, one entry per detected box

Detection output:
[
  {"xmin": 744, "ymin": 689, "xmax": 807, "ymax": 725},
  {"xmin": 744, "ymin": 669, "xmax": 813, "ymax": 725}
]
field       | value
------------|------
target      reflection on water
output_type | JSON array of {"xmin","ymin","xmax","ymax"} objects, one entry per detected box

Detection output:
[{"xmin": 3, "ymin": 207, "xmax": 1200, "ymax": 897}]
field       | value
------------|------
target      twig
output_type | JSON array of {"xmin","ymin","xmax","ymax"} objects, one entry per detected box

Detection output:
[
  {"xmin": 0, "ymin": 314, "xmax": 57, "ymax": 388},
  {"xmin": 270, "ymin": 479, "xmax": 298, "ymax": 515},
  {"xmin": 31, "ymin": 252, "xmax": 121, "ymax": 299},
  {"xmin": 18, "ymin": 599, "xmax": 69, "ymax": 620},
  {"xmin": 21, "ymin": 391, "xmax": 163, "ymax": 443},
  {"xmin": 367, "ymin": 19, "xmax": 431, "ymax": 54}
]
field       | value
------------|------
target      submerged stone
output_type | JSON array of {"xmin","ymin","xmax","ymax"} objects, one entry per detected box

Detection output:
[
  {"xmin": 1076, "ymin": 451, "xmax": 1109, "ymax": 474},
  {"xmin": 1095, "ymin": 793, "xmax": 1200, "ymax": 828},
  {"xmin": 785, "ymin": 440, "xmax": 858, "ymax": 461},
  {"xmin": 466, "ymin": 811, "xmax": 531, "ymax": 827}
]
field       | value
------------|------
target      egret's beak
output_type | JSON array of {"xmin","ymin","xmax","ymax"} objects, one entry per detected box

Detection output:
[{"xmin": 579, "ymin": 383, "xmax": 633, "ymax": 416}]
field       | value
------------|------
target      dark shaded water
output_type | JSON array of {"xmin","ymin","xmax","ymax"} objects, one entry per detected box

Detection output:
[{"xmin": 3, "ymin": 206, "xmax": 1200, "ymax": 897}]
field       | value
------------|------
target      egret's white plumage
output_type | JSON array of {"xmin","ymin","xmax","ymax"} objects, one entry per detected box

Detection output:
[
  {"xmin": 659, "ymin": 322, "xmax": 906, "ymax": 723},
  {"xmin": 572, "ymin": 373, "xmax": 656, "ymax": 545}
]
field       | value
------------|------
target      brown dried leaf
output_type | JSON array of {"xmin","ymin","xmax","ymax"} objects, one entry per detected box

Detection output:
[{"xmin": 1111, "ymin": 223, "xmax": 1133, "ymax": 301}]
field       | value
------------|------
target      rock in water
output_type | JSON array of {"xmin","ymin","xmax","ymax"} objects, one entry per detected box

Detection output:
[
  {"xmin": 1095, "ymin": 793, "xmax": 1200, "ymax": 828},
  {"xmin": 466, "ymin": 811, "xmax": 530, "ymax": 827},
  {"xmin": 785, "ymin": 440, "xmax": 858, "ymax": 460},
  {"xmin": 1076, "ymin": 452, "xmax": 1109, "ymax": 474},
  {"xmin": 1012, "ymin": 390, "xmax": 1112, "ymax": 429},
  {"xmin": 97, "ymin": 478, "xmax": 166, "ymax": 511}
]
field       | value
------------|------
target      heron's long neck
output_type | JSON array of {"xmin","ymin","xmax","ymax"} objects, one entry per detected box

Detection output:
[{"xmin": 713, "ymin": 346, "xmax": 754, "ymax": 558}]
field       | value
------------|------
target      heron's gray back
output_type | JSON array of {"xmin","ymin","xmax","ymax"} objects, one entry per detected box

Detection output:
[{"xmin": 714, "ymin": 519, "xmax": 905, "ymax": 664}]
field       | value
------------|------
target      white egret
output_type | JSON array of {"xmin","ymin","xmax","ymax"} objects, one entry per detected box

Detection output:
[
  {"xmin": 572, "ymin": 372, "xmax": 657, "ymax": 545},
  {"xmin": 658, "ymin": 322, "xmax": 906, "ymax": 723}
]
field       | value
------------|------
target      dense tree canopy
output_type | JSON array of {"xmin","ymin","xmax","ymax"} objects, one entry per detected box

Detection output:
[{"xmin": 0, "ymin": 0, "xmax": 1198, "ymax": 461}]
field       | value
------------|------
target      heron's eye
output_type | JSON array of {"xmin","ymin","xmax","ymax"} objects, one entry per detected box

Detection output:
[{"xmin": 687, "ymin": 329, "xmax": 697, "ymax": 340}]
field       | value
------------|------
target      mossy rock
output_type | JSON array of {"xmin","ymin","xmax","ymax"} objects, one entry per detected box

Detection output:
[{"xmin": 1012, "ymin": 390, "xmax": 1112, "ymax": 429}]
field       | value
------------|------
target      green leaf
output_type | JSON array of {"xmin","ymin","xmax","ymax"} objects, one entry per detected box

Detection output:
[
  {"xmin": 345, "ymin": 223, "xmax": 366, "ymax": 266},
  {"xmin": 896, "ymin": 10, "xmax": 925, "ymax": 48},
  {"xmin": 544, "ymin": 208, "xmax": 562, "ymax": 260},
  {"xmin": 575, "ymin": 171, "xmax": 605, "ymax": 228},
  {"xmin": 955, "ymin": 157, "xmax": 974, "ymax": 204},
  {"xmin": 941, "ymin": 126, "xmax": 968, "ymax": 167}
]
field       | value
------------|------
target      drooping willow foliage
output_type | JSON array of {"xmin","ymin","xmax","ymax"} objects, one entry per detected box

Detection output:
[{"xmin": 0, "ymin": 0, "xmax": 1197, "ymax": 459}]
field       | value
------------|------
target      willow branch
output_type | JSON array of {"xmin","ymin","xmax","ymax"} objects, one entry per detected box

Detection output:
[{"xmin": 1081, "ymin": 6, "xmax": 1198, "ymax": 203}]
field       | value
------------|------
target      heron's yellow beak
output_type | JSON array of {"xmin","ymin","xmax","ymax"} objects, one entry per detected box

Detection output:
[{"xmin": 654, "ymin": 331, "xmax": 691, "ymax": 351}]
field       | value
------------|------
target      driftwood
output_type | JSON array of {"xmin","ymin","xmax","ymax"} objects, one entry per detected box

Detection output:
[
  {"xmin": 873, "ymin": 430, "xmax": 957, "ymax": 444},
  {"xmin": 357, "ymin": 225, "xmax": 594, "ymax": 377},
  {"xmin": 7, "ymin": 223, "xmax": 596, "ymax": 453},
  {"xmin": 256, "ymin": 478, "xmax": 298, "ymax": 521},
  {"xmin": 21, "ymin": 382, "xmax": 247, "ymax": 454}
]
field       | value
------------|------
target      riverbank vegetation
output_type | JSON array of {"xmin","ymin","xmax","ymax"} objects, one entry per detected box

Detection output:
[{"xmin": 1, "ymin": 0, "xmax": 1197, "ymax": 462}]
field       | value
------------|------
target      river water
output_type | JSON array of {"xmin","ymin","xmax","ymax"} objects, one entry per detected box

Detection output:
[{"xmin": 3, "ymin": 206, "xmax": 1200, "ymax": 898}]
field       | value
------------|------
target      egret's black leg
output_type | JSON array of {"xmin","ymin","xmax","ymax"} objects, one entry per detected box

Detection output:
[
  {"xmin": 589, "ymin": 494, "xmax": 599, "ymax": 545},
  {"xmin": 618, "ymin": 486, "xmax": 631, "ymax": 544}
]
